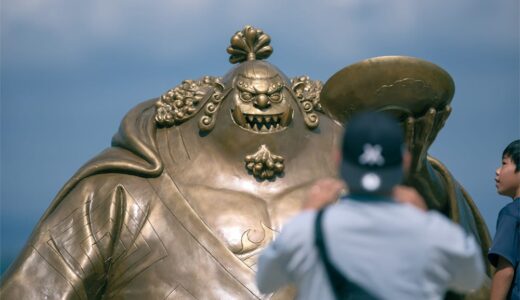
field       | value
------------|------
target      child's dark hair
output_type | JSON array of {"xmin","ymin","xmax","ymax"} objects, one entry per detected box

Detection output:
[{"xmin": 503, "ymin": 139, "xmax": 520, "ymax": 172}]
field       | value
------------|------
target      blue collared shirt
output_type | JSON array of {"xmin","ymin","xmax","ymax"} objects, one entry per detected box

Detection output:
[
  {"xmin": 488, "ymin": 198, "xmax": 519, "ymax": 300},
  {"xmin": 256, "ymin": 196, "xmax": 485, "ymax": 300}
]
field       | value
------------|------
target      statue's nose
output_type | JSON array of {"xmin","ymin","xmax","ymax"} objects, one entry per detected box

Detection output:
[{"xmin": 254, "ymin": 94, "xmax": 271, "ymax": 109}]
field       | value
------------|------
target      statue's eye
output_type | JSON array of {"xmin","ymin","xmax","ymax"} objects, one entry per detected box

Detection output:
[
  {"xmin": 269, "ymin": 92, "xmax": 281, "ymax": 102},
  {"xmin": 240, "ymin": 91, "xmax": 253, "ymax": 102}
]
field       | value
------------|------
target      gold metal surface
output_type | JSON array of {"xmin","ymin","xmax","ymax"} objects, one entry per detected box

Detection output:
[
  {"xmin": 245, "ymin": 145, "xmax": 284, "ymax": 180},
  {"xmin": 0, "ymin": 26, "xmax": 490, "ymax": 299},
  {"xmin": 320, "ymin": 55, "xmax": 455, "ymax": 122},
  {"xmin": 155, "ymin": 76, "xmax": 225, "ymax": 128}
]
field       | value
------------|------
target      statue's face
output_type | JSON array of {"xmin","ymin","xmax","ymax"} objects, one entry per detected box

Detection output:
[{"xmin": 231, "ymin": 74, "xmax": 293, "ymax": 133}]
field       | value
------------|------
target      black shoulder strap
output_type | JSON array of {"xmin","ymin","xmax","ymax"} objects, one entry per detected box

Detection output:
[
  {"xmin": 314, "ymin": 208, "xmax": 349, "ymax": 299},
  {"xmin": 314, "ymin": 207, "xmax": 380, "ymax": 300}
]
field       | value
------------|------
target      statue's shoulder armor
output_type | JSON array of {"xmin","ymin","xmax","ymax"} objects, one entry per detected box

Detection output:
[
  {"xmin": 289, "ymin": 75, "xmax": 324, "ymax": 129},
  {"xmin": 155, "ymin": 76, "xmax": 226, "ymax": 129}
]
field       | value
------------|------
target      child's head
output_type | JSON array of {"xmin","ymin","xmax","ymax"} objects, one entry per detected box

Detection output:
[{"xmin": 495, "ymin": 140, "xmax": 520, "ymax": 199}]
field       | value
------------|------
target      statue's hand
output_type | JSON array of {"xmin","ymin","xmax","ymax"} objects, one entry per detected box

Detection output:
[{"xmin": 404, "ymin": 105, "xmax": 452, "ymax": 174}]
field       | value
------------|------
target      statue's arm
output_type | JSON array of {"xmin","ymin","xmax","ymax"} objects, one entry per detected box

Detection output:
[
  {"xmin": 398, "ymin": 107, "xmax": 492, "ymax": 243},
  {"xmin": 396, "ymin": 105, "xmax": 451, "ymax": 212},
  {"xmin": 0, "ymin": 176, "xmax": 134, "ymax": 299},
  {"xmin": 406, "ymin": 158, "xmax": 449, "ymax": 211}
]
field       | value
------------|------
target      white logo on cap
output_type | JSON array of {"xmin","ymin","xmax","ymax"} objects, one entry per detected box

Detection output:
[
  {"xmin": 359, "ymin": 144, "xmax": 385, "ymax": 166},
  {"xmin": 361, "ymin": 173, "xmax": 381, "ymax": 191}
]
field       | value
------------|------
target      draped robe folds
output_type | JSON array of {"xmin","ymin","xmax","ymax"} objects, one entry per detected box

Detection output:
[{"xmin": 0, "ymin": 100, "xmax": 490, "ymax": 299}]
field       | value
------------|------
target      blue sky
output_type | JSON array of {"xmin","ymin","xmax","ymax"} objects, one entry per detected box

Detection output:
[{"xmin": 1, "ymin": 0, "xmax": 519, "ymax": 275}]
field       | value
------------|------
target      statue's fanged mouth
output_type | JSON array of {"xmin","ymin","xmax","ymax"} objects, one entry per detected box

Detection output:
[
  {"xmin": 232, "ymin": 106, "xmax": 292, "ymax": 134},
  {"xmin": 244, "ymin": 114, "xmax": 283, "ymax": 132}
]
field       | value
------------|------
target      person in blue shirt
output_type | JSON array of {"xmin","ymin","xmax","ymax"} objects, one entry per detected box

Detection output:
[
  {"xmin": 256, "ymin": 112, "xmax": 485, "ymax": 299},
  {"xmin": 489, "ymin": 139, "xmax": 520, "ymax": 300}
]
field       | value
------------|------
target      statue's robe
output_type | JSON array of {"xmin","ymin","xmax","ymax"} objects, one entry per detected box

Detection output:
[
  {"xmin": 428, "ymin": 156, "xmax": 492, "ymax": 262},
  {"xmin": 1, "ymin": 100, "xmax": 491, "ymax": 299},
  {"xmin": 427, "ymin": 157, "xmax": 492, "ymax": 300}
]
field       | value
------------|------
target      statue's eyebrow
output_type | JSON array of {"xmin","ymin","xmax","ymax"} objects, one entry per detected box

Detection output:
[
  {"xmin": 267, "ymin": 82, "xmax": 283, "ymax": 94},
  {"xmin": 236, "ymin": 83, "xmax": 256, "ymax": 93},
  {"xmin": 237, "ymin": 79, "xmax": 256, "ymax": 94}
]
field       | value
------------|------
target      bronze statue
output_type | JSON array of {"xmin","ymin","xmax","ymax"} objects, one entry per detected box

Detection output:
[{"xmin": 0, "ymin": 26, "xmax": 490, "ymax": 299}]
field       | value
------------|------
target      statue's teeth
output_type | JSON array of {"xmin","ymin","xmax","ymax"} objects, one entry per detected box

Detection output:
[{"xmin": 242, "ymin": 114, "xmax": 285, "ymax": 132}]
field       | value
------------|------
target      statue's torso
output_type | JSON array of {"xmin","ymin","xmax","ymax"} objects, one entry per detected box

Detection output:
[
  {"xmin": 95, "ymin": 168, "xmax": 317, "ymax": 299},
  {"xmin": 181, "ymin": 182, "xmax": 311, "ymax": 261},
  {"xmin": 156, "ymin": 119, "xmax": 341, "ymax": 262}
]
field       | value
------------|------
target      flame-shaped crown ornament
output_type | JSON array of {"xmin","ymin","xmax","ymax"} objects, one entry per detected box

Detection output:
[{"xmin": 227, "ymin": 25, "xmax": 273, "ymax": 64}]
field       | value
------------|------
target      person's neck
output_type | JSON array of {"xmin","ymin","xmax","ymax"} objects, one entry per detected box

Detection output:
[{"xmin": 348, "ymin": 191, "xmax": 393, "ymax": 201}]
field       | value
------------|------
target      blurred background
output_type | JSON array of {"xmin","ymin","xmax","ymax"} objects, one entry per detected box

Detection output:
[{"xmin": 1, "ymin": 0, "xmax": 518, "ymax": 275}]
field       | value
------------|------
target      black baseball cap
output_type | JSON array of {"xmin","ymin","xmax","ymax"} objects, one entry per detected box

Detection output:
[{"xmin": 340, "ymin": 111, "xmax": 405, "ymax": 194}]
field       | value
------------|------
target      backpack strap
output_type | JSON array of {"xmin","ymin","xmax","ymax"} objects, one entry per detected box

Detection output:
[
  {"xmin": 314, "ymin": 207, "xmax": 380, "ymax": 300},
  {"xmin": 314, "ymin": 207, "xmax": 349, "ymax": 299}
]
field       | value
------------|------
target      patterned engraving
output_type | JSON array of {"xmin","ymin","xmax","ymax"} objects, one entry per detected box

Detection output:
[{"xmin": 48, "ymin": 185, "xmax": 167, "ymax": 294}]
